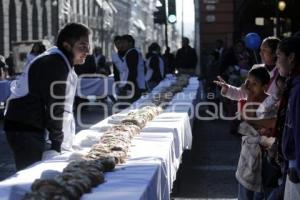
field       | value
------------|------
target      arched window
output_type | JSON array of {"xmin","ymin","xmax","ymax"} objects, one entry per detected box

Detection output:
[
  {"xmin": 21, "ymin": 0, "xmax": 28, "ymax": 40},
  {"xmin": 0, "ymin": 0, "xmax": 4, "ymax": 54},
  {"xmin": 42, "ymin": 1, "xmax": 48, "ymax": 38},
  {"xmin": 9, "ymin": 0, "xmax": 17, "ymax": 47},
  {"xmin": 32, "ymin": 0, "xmax": 38, "ymax": 40}
]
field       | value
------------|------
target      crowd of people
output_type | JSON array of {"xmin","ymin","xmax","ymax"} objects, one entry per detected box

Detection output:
[
  {"xmin": 4, "ymin": 20, "xmax": 300, "ymax": 200},
  {"xmin": 0, "ymin": 42, "xmax": 46, "ymax": 80},
  {"xmin": 75, "ymin": 34, "xmax": 198, "ymax": 104},
  {"xmin": 213, "ymin": 33, "xmax": 300, "ymax": 200},
  {"xmin": 1, "ymin": 22, "xmax": 198, "ymax": 172}
]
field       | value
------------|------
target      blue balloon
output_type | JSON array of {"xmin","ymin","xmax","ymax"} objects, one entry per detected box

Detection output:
[{"xmin": 244, "ymin": 32, "xmax": 261, "ymax": 50}]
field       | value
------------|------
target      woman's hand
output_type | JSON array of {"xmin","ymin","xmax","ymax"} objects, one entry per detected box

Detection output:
[{"xmin": 214, "ymin": 76, "xmax": 229, "ymax": 95}]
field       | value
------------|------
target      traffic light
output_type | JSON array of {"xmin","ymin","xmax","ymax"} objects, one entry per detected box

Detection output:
[
  {"xmin": 153, "ymin": 0, "xmax": 166, "ymax": 25},
  {"xmin": 168, "ymin": 0, "xmax": 177, "ymax": 23}
]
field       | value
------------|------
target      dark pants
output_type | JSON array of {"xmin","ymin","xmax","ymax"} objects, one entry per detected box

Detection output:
[
  {"xmin": 238, "ymin": 183, "xmax": 264, "ymax": 200},
  {"xmin": 5, "ymin": 131, "xmax": 46, "ymax": 171}
]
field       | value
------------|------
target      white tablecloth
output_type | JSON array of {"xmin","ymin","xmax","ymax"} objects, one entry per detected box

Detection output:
[
  {"xmin": 0, "ymin": 77, "xmax": 116, "ymax": 102},
  {"xmin": 76, "ymin": 76, "xmax": 115, "ymax": 98},
  {"xmin": 0, "ymin": 80, "xmax": 11, "ymax": 102},
  {"xmin": 0, "ymin": 77, "xmax": 201, "ymax": 200}
]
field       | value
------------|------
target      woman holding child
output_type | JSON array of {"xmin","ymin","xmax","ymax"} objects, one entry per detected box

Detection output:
[{"xmin": 215, "ymin": 36, "xmax": 283, "ymax": 200}]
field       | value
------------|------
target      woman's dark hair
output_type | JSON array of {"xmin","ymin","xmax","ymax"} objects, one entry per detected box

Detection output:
[
  {"xmin": 146, "ymin": 43, "xmax": 161, "ymax": 59},
  {"xmin": 278, "ymin": 37, "xmax": 300, "ymax": 69},
  {"xmin": 234, "ymin": 39, "xmax": 245, "ymax": 47},
  {"xmin": 182, "ymin": 37, "xmax": 190, "ymax": 44},
  {"xmin": 30, "ymin": 42, "xmax": 46, "ymax": 55},
  {"xmin": 248, "ymin": 66, "xmax": 270, "ymax": 85},
  {"xmin": 113, "ymin": 35, "xmax": 121, "ymax": 43},
  {"xmin": 149, "ymin": 42, "xmax": 160, "ymax": 53},
  {"xmin": 121, "ymin": 34, "xmax": 135, "ymax": 46},
  {"xmin": 262, "ymin": 36, "xmax": 281, "ymax": 56},
  {"xmin": 56, "ymin": 23, "xmax": 91, "ymax": 50}
]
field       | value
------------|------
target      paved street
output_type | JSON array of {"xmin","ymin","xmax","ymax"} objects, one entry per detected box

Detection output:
[
  {"xmin": 172, "ymin": 118, "xmax": 241, "ymax": 199},
  {"xmin": 0, "ymin": 105, "xmax": 241, "ymax": 199}
]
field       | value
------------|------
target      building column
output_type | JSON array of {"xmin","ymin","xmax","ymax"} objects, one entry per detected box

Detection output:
[
  {"xmin": 16, "ymin": 0, "xmax": 22, "ymax": 42},
  {"xmin": 194, "ymin": 0, "xmax": 201, "ymax": 75},
  {"xmin": 46, "ymin": 0, "xmax": 52, "ymax": 40},
  {"xmin": 37, "ymin": 0, "xmax": 43, "ymax": 39},
  {"xmin": 26, "ymin": 0, "xmax": 33, "ymax": 40},
  {"xmin": 3, "ymin": 0, "xmax": 10, "ymax": 56}
]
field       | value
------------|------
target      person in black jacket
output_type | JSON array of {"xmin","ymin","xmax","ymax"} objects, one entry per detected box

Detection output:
[
  {"xmin": 4, "ymin": 23, "xmax": 91, "ymax": 171},
  {"xmin": 145, "ymin": 42, "xmax": 165, "ymax": 90},
  {"xmin": 5, "ymin": 52, "xmax": 15, "ymax": 77},
  {"xmin": 175, "ymin": 37, "xmax": 198, "ymax": 75},
  {"xmin": 120, "ymin": 34, "xmax": 146, "ymax": 102},
  {"xmin": 163, "ymin": 46, "xmax": 175, "ymax": 74},
  {"xmin": 94, "ymin": 47, "xmax": 110, "ymax": 76}
]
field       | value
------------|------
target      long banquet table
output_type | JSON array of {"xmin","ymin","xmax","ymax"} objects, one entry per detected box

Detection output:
[{"xmin": 0, "ymin": 76, "xmax": 202, "ymax": 200}]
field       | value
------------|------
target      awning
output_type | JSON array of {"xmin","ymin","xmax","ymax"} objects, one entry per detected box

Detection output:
[
  {"xmin": 104, "ymin": 1, "xmax": 118, "ymax": 13},
  {"xmin": 96, "ymin": 0, "xmax": 117, "ymax": 13},
  {"xmin": 96, "ymin": 0, "xmax": 118, "ymax": 13},
  {"xmin": 133, "ymin": 19, "xmax": 146, "ymax": 31},
  {"xmin": 95, "ymin": 0, "xmax": 102, "ymax": 7},
  {"xmin": 107, "ymin": 1, "xmax": 117, "ymax": 13}
]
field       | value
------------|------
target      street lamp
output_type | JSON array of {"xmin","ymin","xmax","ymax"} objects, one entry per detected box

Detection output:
[
  {"xmin": 276, "ymin": 0, "xmax": 286, "ymax": 37},
  {"xmin": 167, "ymin": 0, "xmax": 177, "ymax": 24},
  {"xmin": 278, "ymin": 1, "xmax": 286, "ymax": 12},
  {"xmin": 168, "ymin": 14, "xmax": 177, "ymax": 23}
]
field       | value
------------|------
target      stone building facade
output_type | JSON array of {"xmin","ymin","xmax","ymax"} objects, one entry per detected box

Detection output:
[
  {"xmin": 0, "ymin": 0, "xmax": 180, "ymax": 69},
  {"xmin": 0, "ymin": 0, "xmax": 59, "ymax": 57},
  {"xmin": 0, "ymin": 0, "xmax": 115, "ymax": 57}
]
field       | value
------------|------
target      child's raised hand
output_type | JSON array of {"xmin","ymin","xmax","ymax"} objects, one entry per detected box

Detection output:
[{"xmin": 214, "ymin": 76, "xmax": 229, "ymax": 94}]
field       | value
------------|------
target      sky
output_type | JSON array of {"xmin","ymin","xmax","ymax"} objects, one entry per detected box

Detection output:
[{"xmin": 175, "ymin": 0, "xmax": 195, "ymax": 41}]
